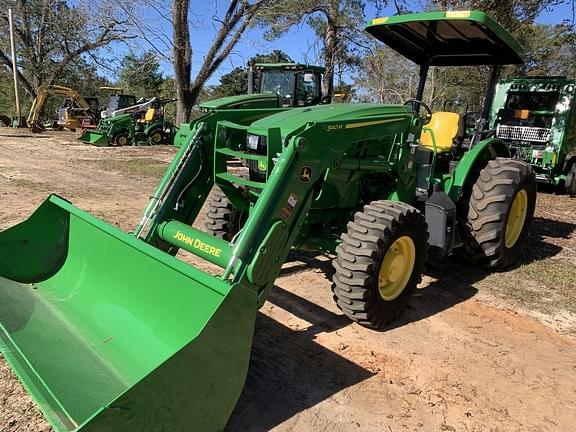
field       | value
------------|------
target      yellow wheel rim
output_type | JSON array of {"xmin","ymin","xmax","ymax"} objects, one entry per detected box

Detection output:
[
  {"xmin": 505, "ymin": 189, "xmax": 528, "ymax": 248},
  {"xmin": 117, "ymin": 136, "xmax": 127, "ymax": 146},
  {"xmin": 151, "ymin": 132, "xmax": 162, "ymax": 143},
  {"xmin": 378, "ymin": 236, "xmax": 416, "ymax": 301}
]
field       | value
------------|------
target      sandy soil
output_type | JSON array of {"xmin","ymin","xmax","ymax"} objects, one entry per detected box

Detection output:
[{"xmin": 0, "ymin": 128, "xmax": 575, "ymax": 432}]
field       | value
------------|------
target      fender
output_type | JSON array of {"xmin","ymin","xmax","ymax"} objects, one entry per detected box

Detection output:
[
  {"xmin": 144, "ymin": 121, "xmax": 162, "ymax": 136},
  {"xmin": 446, "ymin": 138, "xmax": 510, "ymax": 201}
]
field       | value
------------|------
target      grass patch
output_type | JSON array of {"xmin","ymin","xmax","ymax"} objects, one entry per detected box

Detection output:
[
  {"xmin": 95, "ymin": 158, "xmax": 167, "ymax": 178},
  {"xmin": 478, "ymin": 258, "xmax": 576, "ymax": 314}
]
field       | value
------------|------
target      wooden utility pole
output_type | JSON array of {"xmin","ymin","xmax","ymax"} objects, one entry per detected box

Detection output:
[{"xmin": 8, "ymin": 8, "xmax": 21, "ymax": 126}]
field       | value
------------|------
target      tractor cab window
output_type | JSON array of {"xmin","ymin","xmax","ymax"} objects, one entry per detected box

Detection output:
[
  {"xmin": 118, "ymin": 95, "xmax": 137, "ymax": 109},
  {"xmin": 260, "ymin": 71, "xmax": 296, "ymax": 107},
  {"xmin": 295, "ymin": 72, "xmax": 320, "ymax": 106}
]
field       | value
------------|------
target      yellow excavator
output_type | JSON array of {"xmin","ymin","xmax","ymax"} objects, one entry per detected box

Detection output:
[{"xmin": 27, "ymin": 85, "xmax": 99, "ymax": 133}]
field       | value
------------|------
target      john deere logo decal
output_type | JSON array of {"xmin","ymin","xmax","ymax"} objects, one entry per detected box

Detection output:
[{"xmin": 300, "ymin": 166, "xmax": 312, "ymax": 183}]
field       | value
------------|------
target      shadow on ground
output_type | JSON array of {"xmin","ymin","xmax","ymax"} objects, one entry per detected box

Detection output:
[
  {"xmin": 523, "ymin": 216, "xmax": 576, "ymax": 262},
  {"xmin": 227, "ymin": 289, "xmax": 373, "ymax": 431}
]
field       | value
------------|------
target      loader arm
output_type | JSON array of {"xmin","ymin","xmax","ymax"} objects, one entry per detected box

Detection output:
[{"xmin": 141, "ymin": 105, "xmax": 420, "ymax": 304}]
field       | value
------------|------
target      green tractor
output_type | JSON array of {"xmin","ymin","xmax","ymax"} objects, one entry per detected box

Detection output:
[
  {"xmin": 0, "ymin": 11, "xmax": 535, "ymax": 432},
  {"xmin": 80, "ymin": 97, "xmax": 176, "ymax": 146},
  {"xmin": 174, "ymin": 62, "xmax": 326, "ymax": 147},
  {"xmin": 489, "ymin": 76, "xmax": 576, "ymax": 194}
]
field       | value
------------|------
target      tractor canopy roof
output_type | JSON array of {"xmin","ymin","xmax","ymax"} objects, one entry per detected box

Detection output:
[
  {"xmin": 365, "ymin": 10, "xmax": 524, "ymax": 66},
  {"xmin": 254, "ymin": 63, "xmax": 325, "ymax": 73}
]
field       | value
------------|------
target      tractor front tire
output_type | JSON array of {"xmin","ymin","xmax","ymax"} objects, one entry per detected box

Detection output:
[
  {"xmin": 332, "ymin": 201, "xmax": 428, "ymax": 329},
  {"xmin": 205, "ymin": 188, "xmax": 246, "ymax": 241},
  {"xmin": 113, "ymin": 132, "xmax": 129, "ymax": 146},
  {"xmin": 462, "ymin": 157, "xmax": 536, "ymax": 269},
  {"xmin": 149, "ymin": 129, "xmax": 163, "ymax": 145}
]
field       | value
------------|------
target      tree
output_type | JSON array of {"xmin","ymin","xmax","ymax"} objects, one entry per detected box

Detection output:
[
  {"xmin": 172, "ymin": 0, "xmax": 278, "ymax": 123},
  {"xmin": 0, "ymin": 68, "xmax": 17, "ymax": 115},
  {"xmin": 256, "ymin": 0, "xmax": 368, "ymax": 100},
  {"xmin": 159, "ymin": 76, "xmax": 177, "ymax": 121},
  {"xmin": 119, "ymin": 51, "xmax": 164, "ymax": 98},
  {"xmin": 210, "ymin": 50, "xmax": 293, "ymax": 99},
  {"xmin": 355, "ymin": 45, "xmax": 417, "ymax": 103},
  {"xmin": 0, "ymin": 0, "xmax": 133, "ymax": 106}
]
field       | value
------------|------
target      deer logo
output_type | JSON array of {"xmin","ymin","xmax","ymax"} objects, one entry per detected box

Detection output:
[{"xmin": 300, "ymin": 166, "xmax": 312, "ymax": 183}]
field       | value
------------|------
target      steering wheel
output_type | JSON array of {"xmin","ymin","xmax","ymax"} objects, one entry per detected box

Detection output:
[{"xmin": 404, "ymin": 99, "xmax": 433, "ymax": 124}]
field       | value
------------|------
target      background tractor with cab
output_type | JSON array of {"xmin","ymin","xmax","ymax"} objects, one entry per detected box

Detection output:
[
  {"xmin": 248, "ymin": 62, "xmax": 326, "ymax": 107},
  {"xmin": 0, "ymin": 10, "xmax": 536, "ymax": 432},
  {"xmin": 173, "ymin": 62, "xmax": 326, "ymax": 147},
  {"xmin": 489, "ymin": 76, "xmax": 576, "ymax": 195}
]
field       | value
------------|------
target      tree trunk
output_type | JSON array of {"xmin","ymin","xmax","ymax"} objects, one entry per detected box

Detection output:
[
  {"xmin": 173, "ymin": 0, "xmax": 193, "ymax": 123},
  {"xmin": 322, "ymin": 21, "xmax": 336, "ymax": 100}
]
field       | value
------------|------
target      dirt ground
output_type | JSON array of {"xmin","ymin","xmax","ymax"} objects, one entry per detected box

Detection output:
[{"xmin": 1, "ymin": 128, "xmax": 575, "ymax": 432}]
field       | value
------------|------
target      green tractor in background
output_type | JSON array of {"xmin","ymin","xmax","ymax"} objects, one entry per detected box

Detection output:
[
  {"xmin": 174, "ymin": 63, "xmax": 326, "ymax": 147},
  {"xmin": 80, "ymin": 97, "xmax": 176, "ymax": 146},
  {"xmin": 247, "ymin": 62, "xmax": 326, "ymax": 107},
  {"xmin": 489, "ymin": 76, "xmax": 576, "ymax": 194},
  {"xmin": 0, "ymin": 11, "xmax": 537, "ymax": 432},
  {"xmin": 204, "ymin": 62, "xmax": 325, "ymax": 110}
]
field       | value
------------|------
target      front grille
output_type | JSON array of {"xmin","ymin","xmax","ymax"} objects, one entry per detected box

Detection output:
[{"xmin": 496, "ymin": 125, "xmax": 551, "ymax": 143}]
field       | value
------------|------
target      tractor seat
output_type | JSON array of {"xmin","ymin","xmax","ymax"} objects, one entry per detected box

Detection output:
[
  {"xmin": 137, "ymin": 108, "xmax": 156, "ymax": 123},
  {"xmin": 420, "ymin": 112, "xmax": 462, "ymax": 152}
]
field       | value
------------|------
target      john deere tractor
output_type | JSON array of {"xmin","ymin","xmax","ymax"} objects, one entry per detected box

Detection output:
[
  {"xmin": 0, "ymin": 11, "xmax": 535, "ymax": 432},
  {"xmin": 173, "ymin": 62, "xmax": 326, "ymax": 147},
  {"xmin": 490, "ymin": 76, "xmax": 576, "ymax": 194},
  {"xmin": 80, "ymin": 97, "xmax": 176, "ymax": 146}
]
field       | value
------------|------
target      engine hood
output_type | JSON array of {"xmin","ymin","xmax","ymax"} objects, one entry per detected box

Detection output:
[
  {"xmin": 247, "ymin": 103, "xmax": 411, "ymax": 137},
  {"xmin": 199, "ymin": 93, "xmax": 279, "ymax": 111}
]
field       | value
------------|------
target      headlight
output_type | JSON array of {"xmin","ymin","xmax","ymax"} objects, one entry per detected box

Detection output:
[
  {"xmin": 246, "ymin": 134, "xmax": 267, "ymax": 153},
  {"xmin": 247, "ymin": 134, "xmax": 260, "ymax": 150}
]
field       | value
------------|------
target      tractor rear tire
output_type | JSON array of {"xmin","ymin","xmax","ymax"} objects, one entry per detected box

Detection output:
[
  {"xmin": 205, "ymin": 187, "xmax": 246, "ymax": 241},
  {"xmin": 332, "ymin": 201, "xmax": 428, "ymax": 329},
  {"xmin": 462, "ymin": 157, "xmax": 536, "ymax": 269},
  {"xmin": 149, "ymin": 129, "xmax": 163, "ymax": 145},
  {"xmin": 565, "ymin": 164, "xmax": 576, "ymax": 196}
]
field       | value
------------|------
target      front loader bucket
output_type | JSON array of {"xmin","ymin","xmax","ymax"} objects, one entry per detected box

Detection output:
[
  {"xmin": 0, "ymin": 195, "xmax": 258, "ymax": 431},
  {"xmin": 78, "ymin": 130, "xmax": 110, "ymax": 146}
]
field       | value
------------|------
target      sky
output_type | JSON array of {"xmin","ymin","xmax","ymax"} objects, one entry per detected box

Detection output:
[{"xmin": 131, "ymin": 1, "xmax": 575, "ymax": 86}]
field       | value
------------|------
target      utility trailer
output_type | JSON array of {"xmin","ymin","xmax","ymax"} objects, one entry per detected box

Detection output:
[
  {"xmin": 490, "ymin": 76, "xmax": 576, "ymax": 194},
  {"xmin": 0, "ymin": 11, "xmax": 536, "ymax": 432}
]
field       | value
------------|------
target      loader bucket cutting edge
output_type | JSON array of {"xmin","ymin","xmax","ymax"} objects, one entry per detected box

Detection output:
[
  {"xmin": 0, "ymin": 195, "xmax": 258, "ymax": 431},
  {"xmin": 78, "ymin": 130, "xmax": 110, "ymax": 146}
]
